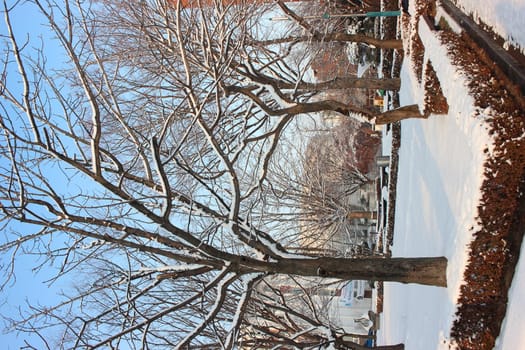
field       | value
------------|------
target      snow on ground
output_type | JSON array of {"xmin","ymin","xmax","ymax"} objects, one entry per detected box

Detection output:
[
  {"xmin": 377, "ymin": 42, "xmax": 490, "ymax": 350},
  {"xmin": 495, "ymin": 237, "xmax": 525, "ymax": 349},
  {"xmin": 375, "ymin": 1, "xmax": 525, "ymax": 349},
  {"xmin": 454, "ymin": 0, "xmax": 525, "ymax": 53},
  {"xmin": 440, "ymin": 2, "xmax": 525, "ymax": 349}
]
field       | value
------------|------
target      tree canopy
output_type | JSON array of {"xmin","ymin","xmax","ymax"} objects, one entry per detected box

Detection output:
[{"xmin": 0, "ymin": 0, "xmax": 442, "ymax": 348}]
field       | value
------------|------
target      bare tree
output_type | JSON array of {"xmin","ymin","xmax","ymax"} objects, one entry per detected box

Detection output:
[
  {"xmin": 240, "ymin": 276, "xmax": 404, "ymax": 349},
  {"xmin": 219, "ymin": 0, "xmax": 422, "ymax": 124},
  {"xmin": 271, "ymin": 0, "xmax": 399, "ymax": 48},
  {"xmin": 0, "ymin": 0, "xmax": 442, "ymax": 348},
  {"xmin": 255, "ymin": 121, "xmax": 377, "ymax": 255}
]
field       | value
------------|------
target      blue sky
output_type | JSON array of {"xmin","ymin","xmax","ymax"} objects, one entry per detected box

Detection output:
[
  {"xmin": 0, "ymin": 1, "xmax": 69, "ymax": 348},
  {"xmin": 0, "ymin": 1, "xmax": 301, "ymax": 348}
]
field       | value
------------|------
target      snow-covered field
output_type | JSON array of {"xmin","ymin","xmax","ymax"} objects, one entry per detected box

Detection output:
[{"xmin": 375, "ymin": 1, "xmax": 525, "ymax": 349}]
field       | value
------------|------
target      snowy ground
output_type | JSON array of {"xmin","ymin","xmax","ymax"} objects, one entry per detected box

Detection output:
[
  {"xmin": 377, "ymin": 40, "xmax": 489, "ymax": 350},
  {"xmin": 375, "ymin": 1, "xmax": 525, "ymax": 349},
  {"xmin": 449, "ymin": 2, "xmax": 525, "ymax": 349},
  {"xmin": 452, "ymin": 0, "xmax": 525, "ymax": 53}
]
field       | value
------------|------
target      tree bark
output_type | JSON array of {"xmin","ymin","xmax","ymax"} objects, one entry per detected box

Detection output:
[
  {"xmin": 336, "ymin": 337, "xmax": 405, "ymax": 350},
  {"xmin": 225, "ymin": 87, "xmax": 431, "ymax": 126},
  {"xmin": 277, "ymin": 77, "xmax": 401, "ymax": 91},
  {"xmin": 255, "ymin": 32, "xmax": 403, "ymax": 50},
  {"xmin": 263, "ymin": 256, "xmax": 447, "ymax": 287},
  {"xmin": 336, "ymin": 341, "xmax": 405, "ymax": 350},
  {"xmin": 347, "ymin": 210, "xmax": 378, "ymax": 220},
  {"xmin": 375, "ymin": 104, "xmax": 426, "ymax": 125}
]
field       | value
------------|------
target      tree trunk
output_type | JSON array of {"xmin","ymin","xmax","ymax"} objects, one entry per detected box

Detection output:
[
  {"xmin": 347, "ymin": 210, "xmax": 378, "ymax": 220},
  {"xmin": 375, "ymin": 104, "xmax": 426, "ymax": 125},
  {"xmin": 227, "ymin": 86, "xmax": 430, "ymax": 124},
  {"xmin": 254, "ymin": 33, "xmax": 403, "ymax": 50},
  {"xmin": 287, "ymin": 103, "xmax": 426, "ymax": 125},
  {"xmin": 263, "ymin": 256, "xmax": 447, "ymax": 287},
  {"xmin": 336, "ymin": 337, "xmax": 404, "ymax": 349},
  {"xmin": 336, "ymin": 337, "xmax": 405, "ymax": 350},
  {"xmin": 279, "ymin": 77, "xmax": 401, "ymax": 91}
]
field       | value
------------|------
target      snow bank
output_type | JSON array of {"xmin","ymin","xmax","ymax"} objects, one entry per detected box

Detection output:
[{"xmin": 455, "ymin": 0, "xmax": 525, "ymax": 53}]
